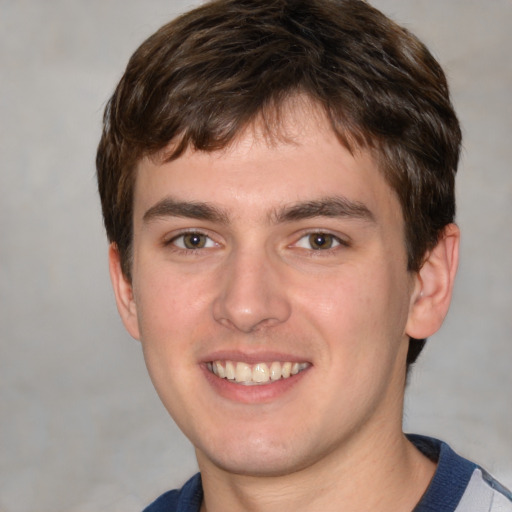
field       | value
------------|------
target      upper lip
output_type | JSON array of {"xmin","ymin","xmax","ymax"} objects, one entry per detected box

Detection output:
[{"xmin": 199, "ymin": 349, "xmax": 312, "ymax": 365}]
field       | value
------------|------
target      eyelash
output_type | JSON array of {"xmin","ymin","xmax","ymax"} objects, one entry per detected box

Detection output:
[
  {"xmin": 164, "ymin": 231, "xmax": 218, "ymax": 252},
  {"xmin": 163, "ymin": 230, "xmax": 349, "ymax": 255},
  {"xmin": 293, "ymin": 232, "xmax": 349, "ymax": 252}
]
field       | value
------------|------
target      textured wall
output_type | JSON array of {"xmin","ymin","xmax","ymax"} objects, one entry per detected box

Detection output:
[{"xmin": 1, "ymin": 1, "xmax": 511, "ymax": 511}]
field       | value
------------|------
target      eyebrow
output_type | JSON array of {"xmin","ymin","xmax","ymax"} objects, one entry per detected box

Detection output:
[
  {"xmin": 143, "ymin": 197, "xmax": 229, "ymax": 224},
  {"xmin": 142, "ymin": 195, "xmax": 375, "ymax": 226},
  {"xmin": 271, "ymin": 196, "xmax": 375, "ymax": 224}
]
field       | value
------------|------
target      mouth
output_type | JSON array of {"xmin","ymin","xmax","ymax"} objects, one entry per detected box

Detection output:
[{"xmin": 206, "ymin": 360, "xmax": 310, "ymax": 386}]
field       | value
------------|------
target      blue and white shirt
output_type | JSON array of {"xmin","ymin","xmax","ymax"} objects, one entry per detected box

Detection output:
[
  {"xmin": 143, "ymin": 435, "xmax": 512, "ymax": 512},
  {"xmin": 409, "ymin": 435, "xmax": 512, "ymax": 511}
]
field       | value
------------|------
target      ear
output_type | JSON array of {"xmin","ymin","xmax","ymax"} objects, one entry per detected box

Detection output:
[
  {"xmin": 108, "ymin": 243, "xmax": 141, "ymax": 340},
  {"xmin": 406, "ymin": 224, "xmax": 460, "ymax": 339}
]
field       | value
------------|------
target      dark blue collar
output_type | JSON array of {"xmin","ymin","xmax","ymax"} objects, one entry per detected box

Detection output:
[
  {"xmin": 408, "ymin": 434, "xmax": 477, "ymax": 511},
  {"xmin": 144, "ymin": 435, "xmax": 476, "ymax": 511}
]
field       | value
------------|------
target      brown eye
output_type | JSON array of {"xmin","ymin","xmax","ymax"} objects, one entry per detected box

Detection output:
[
  {"xmin": 183, "ymin": 233, "xmax": 207, "ymax": 249},
  {"xmin": 308, "ymin": 233, "xmax": 335, "ymax": 250},
  {"xmin": 173, "ymin": 232, "xmax": 213, "ymax": 249}
]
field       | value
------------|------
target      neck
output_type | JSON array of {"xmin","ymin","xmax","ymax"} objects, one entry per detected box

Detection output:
[{"xmin": 197, "ymin": 427, "xmax": 436, "ymax": 512}]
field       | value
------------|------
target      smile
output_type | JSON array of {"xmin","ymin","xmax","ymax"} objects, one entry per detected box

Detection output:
[{"xmin": 207, "ymin": 360, "xmax": 310, "ymax": 385}]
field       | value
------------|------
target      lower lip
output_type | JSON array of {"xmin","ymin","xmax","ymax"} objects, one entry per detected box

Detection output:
[{"xmin": 201, "ymin": 364, "xmax": 309, "ymax": 404}]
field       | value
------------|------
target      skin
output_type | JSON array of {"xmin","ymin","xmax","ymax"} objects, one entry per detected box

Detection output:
[{"xmin": 110, "ymin": 102, "xmax": 459, "ymax": 511}]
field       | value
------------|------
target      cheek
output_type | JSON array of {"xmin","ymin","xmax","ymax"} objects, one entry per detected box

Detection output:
[
  {"xmin": 133, "ymin": 268, "xmax": 212, "ymax": 351},
  {"xmin": 295, "ymin": 265, "xmax": 377, "ymax": 326},
  {"xmin": 295, "ymin": 261, "xmax": 411, "ymax": 350},
  {"xmin": 133, "ymin": 272, "xmax": 209, "ymax": 409}
]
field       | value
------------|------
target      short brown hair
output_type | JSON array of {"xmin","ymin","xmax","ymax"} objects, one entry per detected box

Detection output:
[{"xmin": 97, "ymin": 0, "xmax": 461, "ymax": 366}]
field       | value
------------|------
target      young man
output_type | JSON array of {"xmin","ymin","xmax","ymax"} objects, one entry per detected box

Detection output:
[{"xmin": 96, "ymin": 0, "xmax": 512, "ymax": 510}]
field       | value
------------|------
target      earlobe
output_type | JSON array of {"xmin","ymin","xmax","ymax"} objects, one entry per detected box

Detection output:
[
  {"xmin": 108, "ymin": 244, "xmax": 141, "ymax": 340},
  {"xmin": 406, "ymin": 224, "xmax": 460, "ymax": 340}
]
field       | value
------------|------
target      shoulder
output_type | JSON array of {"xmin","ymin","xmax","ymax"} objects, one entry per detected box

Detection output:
[
  {"xmin": 456, "ymin": 468, "xmax": 512, "ymax": 512},
  {"xmin": 143, "ymin": 473, "xmax": 203, "ymax": 512},
  {"xmin": 408, "ymin": 434, "xmax": 512, "ymax": 512}
]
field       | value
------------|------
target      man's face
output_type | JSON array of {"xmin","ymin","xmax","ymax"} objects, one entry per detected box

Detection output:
[{"xmin": 119, "ymin": 105, "xmax": 418, "ymax": 477}]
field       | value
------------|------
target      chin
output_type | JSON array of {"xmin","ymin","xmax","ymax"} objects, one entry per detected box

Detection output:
[
  {"xmin": 195, "ymin": 429, "xmax": 320, "ymax": 478},
  {"xmin": 204, "ymin": 451, "xmax": 307, "ymax": 478}
]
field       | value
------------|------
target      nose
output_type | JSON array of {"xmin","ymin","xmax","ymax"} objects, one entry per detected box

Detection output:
[{"xmin": 212, "ymin": 247, "xmax": 292, "ymax": 333}]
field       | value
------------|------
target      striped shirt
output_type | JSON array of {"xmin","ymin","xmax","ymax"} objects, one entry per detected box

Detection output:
[{"xmin": 144, "ymin": 435, "xmax": 512, "ymax": 511}]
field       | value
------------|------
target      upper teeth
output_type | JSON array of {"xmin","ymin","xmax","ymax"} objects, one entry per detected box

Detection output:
[{"xmin": 208, "ymin": 360, "xmax": 309, "ymax": 385}]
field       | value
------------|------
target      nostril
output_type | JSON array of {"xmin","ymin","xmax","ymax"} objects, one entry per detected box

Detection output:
[{"xmin": 212, "ymin": 251, "xmax": 292, "ymax": 332}]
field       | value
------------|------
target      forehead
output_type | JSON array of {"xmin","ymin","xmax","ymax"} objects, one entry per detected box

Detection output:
[{"xmin": 133, "ymin": 102, "xmax": 402, "ymax": 227}]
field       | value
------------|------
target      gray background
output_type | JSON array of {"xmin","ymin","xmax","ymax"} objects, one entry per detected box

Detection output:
[{"xmin": 1, "ymin": 1, "xmax": 511, "ymax": 511}]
